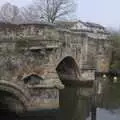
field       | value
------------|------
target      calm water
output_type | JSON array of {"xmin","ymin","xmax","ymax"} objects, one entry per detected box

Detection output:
[
  {"xmin": 87, "ymin": 80, "xmax": 120, "ymax": 120},
  {"xmin": 98, "ymin": 81, "xmax": 120, "ymax": 120},
  {"xmin": 1, "ymin": 80, "xmax": 120, "ymax": 120}
]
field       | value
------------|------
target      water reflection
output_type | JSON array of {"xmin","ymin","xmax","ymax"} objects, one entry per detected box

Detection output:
[
  {"xmin": 19, "ymin": 87, "xmax": 91, "ymax": 120},
  {"xmin": 87, "ymin": 108, "xmax": 120, "ymax": 120},
  {"xmin": 60, "ymin": 87, "xmax": 90, "ymax": 120},
  {"xmin": 97, "ymin": 81, "xmax": 120, "ymax": 120},
  {"xmin": 1, "ymin": 80, "xmax": 120, "ymax": 120},
  {"xmin": 100, "ymin": 81, "xmax": 120, "ymax": 109},
  {"xmin": 87, "ymin": 80, "xmax": 120, "ymax": 120}
]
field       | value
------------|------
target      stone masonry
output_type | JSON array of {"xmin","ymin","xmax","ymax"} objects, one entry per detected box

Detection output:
[{"xmin": 0, "ymin": 22, "xmax": 112, "ymax": 112}]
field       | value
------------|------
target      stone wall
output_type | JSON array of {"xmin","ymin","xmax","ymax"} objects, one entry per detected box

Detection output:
[
  {"xmin": 0, "ymin": 22, "xmax": 112, "ymax": 81},
  {"xmin": 0, "ymin": 22, "xmax": 112, "ymax": 111},
  {"xmin": 0, "ymin": 23, "xmax": 111, "ymax": 71}
]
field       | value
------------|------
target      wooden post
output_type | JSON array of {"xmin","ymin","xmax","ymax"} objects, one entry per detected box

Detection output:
[
  {"xmin": 91, "ymin": 95, "xmax": 96, "ymax": 120},
  {"xmin": 91, "ymin": 72, "xmax": 97, "ymax": 120}
]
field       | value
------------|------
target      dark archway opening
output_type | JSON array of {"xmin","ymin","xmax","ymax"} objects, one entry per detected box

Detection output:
[
  {"xmin": 56, "ymin": 57, "xmax": 81, "ymax": 120},
  {"xmin": 0, "ymin": 102, "xmax": 18, "ymax": 120},
  {"xmin": 56, "ymin": 56, "xmax": 80, "ymax": 81},
  {"xmin": 0, "ymin": 90, "xmax": 25, "ymax": 120}
]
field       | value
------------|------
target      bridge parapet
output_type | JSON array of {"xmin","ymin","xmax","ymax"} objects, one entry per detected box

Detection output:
[
  {"xmin": 0, "ymin": 23, "xmax": 84, "ymax": 51},
  {"xmin": 0, "ymin": 22, "xmax": 112, "ymax": 77}
]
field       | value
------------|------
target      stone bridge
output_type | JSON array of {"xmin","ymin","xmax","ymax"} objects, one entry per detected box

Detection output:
[{"xmin": 0, "ymin": 22, "xmax": 112, "ymax": 113}]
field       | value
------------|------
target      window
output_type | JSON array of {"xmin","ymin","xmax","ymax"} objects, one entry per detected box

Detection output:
[{"xmin": 23, "ymin": 74, "xmax": 44, "ymax": 85}]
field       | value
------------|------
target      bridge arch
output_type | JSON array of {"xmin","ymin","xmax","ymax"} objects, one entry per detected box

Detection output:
[
  {"xmin": 56, "ymin": 57, "xmax": 81, "ymax": 120},
  {"xmin": 56, "ymin": 56, "xmax": 80, "ymax": 81},
  {"xmin": 0, "ymin": 80, "xmax": 29, "ymax": 113}
]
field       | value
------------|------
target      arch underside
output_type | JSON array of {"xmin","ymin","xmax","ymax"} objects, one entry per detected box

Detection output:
[
  {"xmin": 0, "ymin": 81, "xmax": 29, "ymax": 113},
  {"xmin": 0, "ymin": 91, "xmax": 25, "ymax": 113},
  {"xmin": 56, "ymin": 56, "xmax": 80, "ymax": 81}
]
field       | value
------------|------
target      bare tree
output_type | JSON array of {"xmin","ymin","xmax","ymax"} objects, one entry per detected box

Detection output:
[
  {"xmin": 35, "ymin": 0, "xmax": 76, "ymax": 23},
  {"xmin": 0, "ymin": 3, "xmax": 19, "ymax": 23},
  {"xmin": 21, "ymin": 5, "xmax": 41, "ymax": 23},
  {"xmin": 0, "ymin": 1, "xmax": 76, "ymax": 24},
  {"xmin": 21, "ymin": 0, "xmax": 76, "ymax": 23}
]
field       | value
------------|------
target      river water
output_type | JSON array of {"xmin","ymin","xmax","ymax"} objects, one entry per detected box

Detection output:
[
  {"xmin": 86, "ymin": 80, "xmax": 120, "ymax": 120},
  {"xmin": 59, "ymin": 80, "xmax": 120, "ymax": 120},
  {"xmin": 1, "ymin": 80, "xmax": 120, "ymax": 120}
]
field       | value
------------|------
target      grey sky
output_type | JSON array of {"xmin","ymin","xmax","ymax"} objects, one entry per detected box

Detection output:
[
  {"xmin": 77, "ymin": 0, "xmax": 120, "ymax": 29},
  {"xmin": 0, "ymin": 0, "xmax": 32, "ymax": 7},
  {"xmin": 0, "ymin": 0, "xmax": 120, "ymax": 29}
]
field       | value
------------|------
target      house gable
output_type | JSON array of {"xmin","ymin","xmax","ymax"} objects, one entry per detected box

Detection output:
[{"xmin": 70, "ymin": 21, "xmax": 88, "ymax": 30}]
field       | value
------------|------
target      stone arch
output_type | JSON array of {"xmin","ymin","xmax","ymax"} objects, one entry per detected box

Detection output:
[
  {"xmin": 56, "ymin": 57, "xmax": 81, "ymax": 120},
  {"xmin": 56, "ymin": 56, "xmax": 80, "ymax": 81},
  {"xmin": 0, "ymin": 80, "xmax": 29, "ymax": 113}
]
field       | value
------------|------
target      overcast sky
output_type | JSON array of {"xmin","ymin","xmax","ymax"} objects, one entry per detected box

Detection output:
[
  {"xmin": 0, "ymin": 0, "xmax": 32, "ymax": 7},
  {"xmin": 0, "ymin": 0, "xmax": 120, "ymax": 29}
]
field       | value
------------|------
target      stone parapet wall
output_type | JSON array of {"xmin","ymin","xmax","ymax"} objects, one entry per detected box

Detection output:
[{"xmin": 0, "ymin": 22, "xmax": 111, "ymax": 74}]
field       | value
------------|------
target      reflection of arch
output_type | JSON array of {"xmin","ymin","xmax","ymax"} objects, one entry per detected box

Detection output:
[
  {"xmin": 0, "ymin": 80, "xmax": 29, "ymax": 113},
  {"xmin": 56, "ymin": 56, "xmax": 80, "ymax": 81}
]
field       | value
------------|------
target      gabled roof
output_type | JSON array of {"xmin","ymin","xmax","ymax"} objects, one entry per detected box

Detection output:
[
  {"xmin": 55, "ymin": 20, "xmax": 78, "ymax": 29},
  {"xmin": 55, "ymin": 20, "xmax": 105, "ymax": 30}
]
